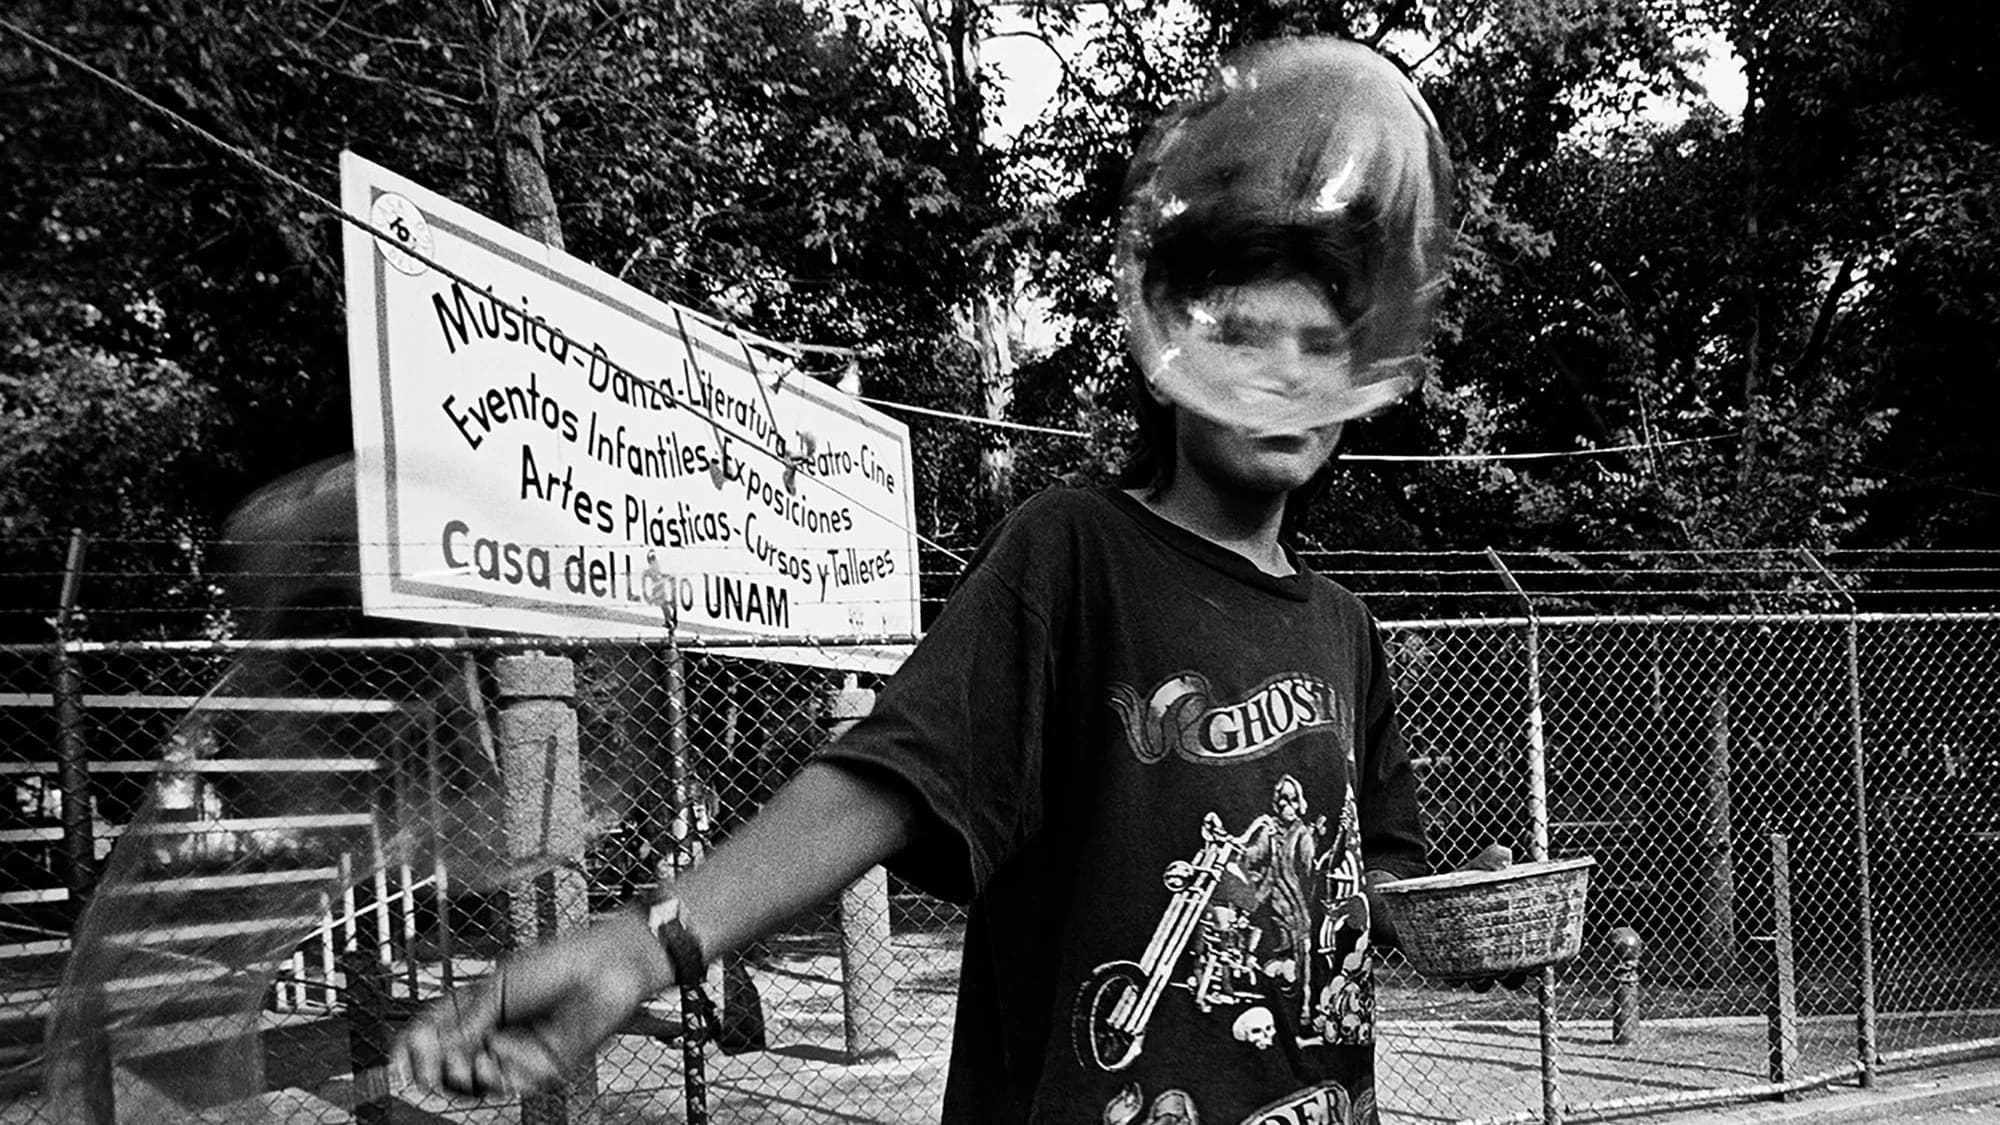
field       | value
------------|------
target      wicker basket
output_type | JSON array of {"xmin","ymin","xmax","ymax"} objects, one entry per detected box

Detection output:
[{"xmin": 1374, "ymin": 856, "xmax": 1595, "ymax": 980}]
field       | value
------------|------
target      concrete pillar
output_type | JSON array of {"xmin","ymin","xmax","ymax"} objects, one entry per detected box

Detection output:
[
  {"xmin": 828, "ymin": 677, "xmax": 897, "ymax": 1062},
  {"xmin": 493, "ymin": 653, "xmax": 596, "ymax": 1125}
]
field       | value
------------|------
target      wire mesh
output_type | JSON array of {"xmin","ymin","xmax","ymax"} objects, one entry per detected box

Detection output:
[{"xmin": 0, "ymin": 613, "xmax": 1995, "ymax": 1124}]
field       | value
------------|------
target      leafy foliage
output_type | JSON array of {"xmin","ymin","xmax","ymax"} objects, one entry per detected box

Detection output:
[
  {"xmin": 2, "ymin": 0, "xmax": 1995, "ymax": 635},
  {"xmin": 1, "ymin": 0, "xmax": 988, "ymax": 635},
  {"xmin": 1002, "ymin": 0, "xmax": 1995, "ymax": 562}
]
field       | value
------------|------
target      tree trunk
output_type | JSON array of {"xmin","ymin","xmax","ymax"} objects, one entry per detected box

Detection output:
[
  {"xmin": 1735, "ymin": 50, "xmax": 1764, "ymax": 497},
  {"xmin": 1701, "ymin": 682, "xmax": 1738, "ymax": 980},
  {"xmin": 939, "ymin": 0, "xmax": 1014, "ymax": 522},
  {"xmin": 970, "ymin": 292, "xmax": 1015, "ymax": 520},
  {"xmin": 1793, "ymin": 256, "xmax": 1855, "ymax": 391},
  {"xmin": 477, "ymin": 0, "xmax": 564, "ymax": 250},
  {"xmin": 471, "ymin": 6, "xmax": 586, "ymax": 1118}
]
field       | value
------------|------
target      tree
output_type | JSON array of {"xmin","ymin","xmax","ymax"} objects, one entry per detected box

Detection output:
[
  {"xmin": 0, "ymin": 0, "xmax": 990, "ymax": 635},
  {"xmin": 5, "ymin": 0, "xmax": 1992, "ymax": 636},
  {"xmin": 1003, "ymin": 0, "xmax": 1710, "ymax": 550}
]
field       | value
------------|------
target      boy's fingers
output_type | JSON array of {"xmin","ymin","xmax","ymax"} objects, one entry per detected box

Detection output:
[
  {"xmin": 394, "ymin": 1024, "xmax": 431, "ymax": 1090},
  {"xmin": 394, "ymin": 967, "xmax": 584, "ymax": 1098},
  {"xmin": 487, "ymin": 1031, "xmax": 569, "ymax": 1092},
  {"xmin": 396, "ymin": 1007, "xmax": 461, "ymax": 1092},
  {"xmin": 444, "ymin": 975, "xmax": 508, "ymax": 1036},
  {"xmin": 394, "ymin": 982, "xmax": 501, "ymax": 1094},
  {"xmin": 439, "ymin": 1037, "xmax": 481, "ymax": 1097},
  {"xmin": 470, "ymin": 1045, "xmax": 516, "ymax": 1098}
]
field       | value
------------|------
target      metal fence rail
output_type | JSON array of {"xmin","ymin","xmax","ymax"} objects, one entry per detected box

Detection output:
[{"xmin": 2, "ymin": 612, "xmax": 1997, "ymax": 1124}]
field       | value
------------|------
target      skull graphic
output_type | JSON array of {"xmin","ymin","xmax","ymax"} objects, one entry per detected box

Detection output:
[{"xmin": 1232, "ymin": 1005, "xmax": 1277, "ymax": 1050}]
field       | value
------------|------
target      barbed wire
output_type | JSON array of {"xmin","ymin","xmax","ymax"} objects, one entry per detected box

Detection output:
[{"xmin": 7, "ymin": 544, "xmax": 1997, "ymax": 624}]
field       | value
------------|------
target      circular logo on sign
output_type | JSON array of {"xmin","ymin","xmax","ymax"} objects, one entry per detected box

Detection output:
[{"xmin": 370, "ymin": 192, "xmax": 433, "ymax": 276}]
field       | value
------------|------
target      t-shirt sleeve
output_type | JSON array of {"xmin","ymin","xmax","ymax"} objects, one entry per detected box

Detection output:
[
  {"xmin": 813, "ymin": 511, "xmax": 1056, "ymax": 905},
  {"xmin": 1357, "ymin": 616, "xmax": 1429, "ymax": 880}
]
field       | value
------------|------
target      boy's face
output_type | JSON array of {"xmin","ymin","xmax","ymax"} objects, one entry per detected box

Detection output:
[
  {"xmin": 1152, "ymin": 276, "xmax": 1356, "ymax": 495},
  {"xmin": 1144, "ymin": 272, "xmax": 1413, "ymax": 445}
]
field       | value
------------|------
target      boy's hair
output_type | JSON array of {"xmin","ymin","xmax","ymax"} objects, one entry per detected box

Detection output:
[
  {"xmin": 1119, "ymin": 214, "xmax": 1368, "ymax": 496},
  {"xmin": 1114, "ymin": 38, "xmax": 1454, "ymax": 524},
  {"xmin": 1142, "ymin": 213, "xmax": 1372, "ymax": 328}
]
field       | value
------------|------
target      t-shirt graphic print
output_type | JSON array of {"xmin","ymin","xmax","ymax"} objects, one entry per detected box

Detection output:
[{"xmin": 1077, "ymin": 672, "xmax": 1379, "ymax": 1125}]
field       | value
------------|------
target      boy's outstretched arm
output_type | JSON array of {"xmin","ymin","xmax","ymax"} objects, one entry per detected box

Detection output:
[{"xmin": 394, "ymin": 759, "xmax": 917, "ymax": 1097}]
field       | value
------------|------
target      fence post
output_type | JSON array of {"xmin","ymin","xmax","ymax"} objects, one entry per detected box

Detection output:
[
  {"xmin": 493, "ymin": 652, "xmax": 596, "ymax": 1125},
  {"xmin": 341, "ymin": 948, "xmax": 394, "ymax": 1125},
  {"xmin": 1842, "ymin": 616, "xmax": 1880, "ymax": 1088},
  {"xmin": 421, "ymin": 709, "xmax": 456, "ymax": 992},
  {"xmin": 663, "ymin": 636, "xmax": 703, "ymax": 878},
  {"xmin": 659, "ymin": 631, "xmax": 721, "ymax": 1125},
  {"xmin": 1700, "ymin": 685, "xmax": 1737, "ymax": 979},
  {"xmin": 827, "ymin": 675, "xmax": 898, "ymax": 1062},
  {"xmin": 1486, "ymin": 550, "xmax": 1562, "ymax": 1125},
  {"xmin": 1761, "ymin": 833, "xmax": 1800, "ymax": 1094},
  {"xmin": 1800, "ymin": 550, "xmax": 1878, "ymax": 1089},
  {"xmin": 51, "ymin": 528, "xmax": 95, "ymax": 902}
]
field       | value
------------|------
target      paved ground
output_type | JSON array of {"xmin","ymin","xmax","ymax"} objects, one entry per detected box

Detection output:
[
  {"xmin": 1671, "ymin": 1056, "xmax": 2000, "ymax": 1124},
  {"xmin": 1373, "ymin": 1012, "xmax": 1995, "ymax": 1125},
  {"xmin": 4, "ymin": 932, "xmax": 1995, "ymax": 1124}
]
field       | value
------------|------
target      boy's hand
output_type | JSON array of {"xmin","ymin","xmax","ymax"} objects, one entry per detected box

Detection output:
[
  {"xmin": 1363, "ymin": 869, "xmax": 1404, "ymax": 947},
  {"xmin": 395, "ymin": 911, "xmax": 671, "ymax": 1098}
]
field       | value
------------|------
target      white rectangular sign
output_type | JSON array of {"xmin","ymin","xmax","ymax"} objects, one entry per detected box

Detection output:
[{"xmin": 340, "ymin": 152, "xmax": 918, "ymax": 669}]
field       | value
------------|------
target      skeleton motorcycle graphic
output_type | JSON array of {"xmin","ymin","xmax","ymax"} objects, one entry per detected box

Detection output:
[{"xmin": 1071, "ymin": 811, "xmax": 1282, "ymax": 1071}]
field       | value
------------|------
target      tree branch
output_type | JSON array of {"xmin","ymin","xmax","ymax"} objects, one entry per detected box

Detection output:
[
  {"xmin": 906, "ymin": 0, "xmax": 958, "ymax": 111},
  {"xmin": 1099, "ymin": 0, "xmax": 1164, "ymax": 98},
  {"xmin": 1790, "ymin": 255, "xmax": 1856, "ymax": 391}
]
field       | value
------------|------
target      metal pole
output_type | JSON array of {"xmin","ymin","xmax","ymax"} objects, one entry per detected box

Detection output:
[
  {"xmin": 1700, "ymin": 685, "xmax": 1737, "ymax": 979},
  {"xmin": 664, "ymin": 635, "xmax": 699, "ymax": 877},
  {"xmin": 1799, "ymin": 551, "xmax": 1877, "ymax": 1089},
  {"xmin": 421, "ymin": 707, "xmax": 455, "ymax": 992},
  {"xmin": 341, "ymin": 948, "xmax": 394, "ymax": 1125},
  {"xmin": 1485, "ymin": 549, "xmax": 1560, "ymax": 1125},
  {"xmin": 1764, "ymin": 833, "xmax": 1799, "ymax": 1093},
  {"xmin": 1843, "ymin": 616, "xmax": 1879, "ymax": 1087},
  {"xmin": 663, "ymin": 630, "xmax": 712, "ymax": 1125},
  {"xmin": 52, "ymin": 528, "xmax": 95, "ymax": 901}
]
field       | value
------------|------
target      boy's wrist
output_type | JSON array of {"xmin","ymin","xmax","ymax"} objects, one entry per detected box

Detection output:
[
  {"xmin": 633, "ymin": 890, "xmax": 707, "ymax": 992},
  {"xmin": 605, "ymin": 905, "xmax": 678, "ymax": 995}
]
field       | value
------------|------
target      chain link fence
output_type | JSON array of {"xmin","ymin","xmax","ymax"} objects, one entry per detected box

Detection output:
[
  {"xmin": 2, "ymin": 612, "xmax": 1997, "ymax": 1124},
  {"xmin": 1381, "ymin": 611, "xmax": 2000, "ymax": 1123}
]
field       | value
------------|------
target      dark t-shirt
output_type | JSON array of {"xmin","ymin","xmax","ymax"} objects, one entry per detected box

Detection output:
[{"xmin": 819, "ymin": 487, "xmax": 1428, "ymax": 1125}]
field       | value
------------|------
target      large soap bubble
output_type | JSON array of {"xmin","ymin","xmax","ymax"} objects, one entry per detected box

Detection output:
[{"xmin": 1117, "ymin": 38, "xmax": 1455, "ymax": 437}]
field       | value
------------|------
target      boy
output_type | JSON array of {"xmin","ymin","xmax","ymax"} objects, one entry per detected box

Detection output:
[{"xmin": 397, "ymin": 37, "xmax": 1453, "ymax": 1125}]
